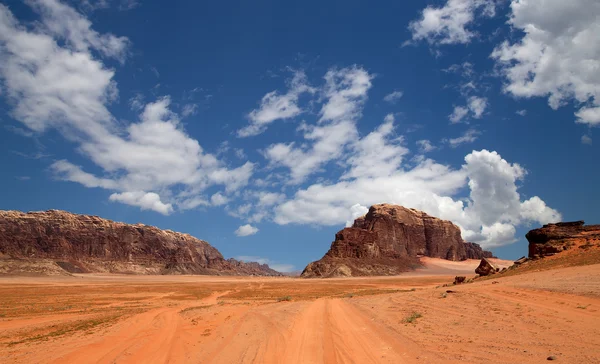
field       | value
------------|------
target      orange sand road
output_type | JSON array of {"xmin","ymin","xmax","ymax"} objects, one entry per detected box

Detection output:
[{"xmin": 1, "ymin": 261, "xmax": 600, "ymax": 363}]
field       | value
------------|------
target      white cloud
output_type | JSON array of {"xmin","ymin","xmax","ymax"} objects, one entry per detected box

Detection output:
[
  {"xmin": 181, "ymin": 103, "xmax": 198, "ymax": 118},
  {"xmin": 520, "ymin": 196, "xmax": 562, "ymax": 226},
  {"xmin": 445, "ymin": 128, "xmax": 480, "ymax": 147},
  {"xmin": 237, "ymin": 71, "xmax": 314, "ymax": 137},
  {"xmin": 383, "ymin": 90, "xmax": 403, "ymax": 104},
  {"xmin": 0, "ymin": 2, "xmax": 253, "ymax": 214},
  {"xmin": 492, "ymin": 0, "xmax": 600, "ymax": 126},
  {"xmin": 109, "ymin": 191, "xmax": 173, "ymax": 215},
  {"xmin": 265, "ymin": 120, "xmax": 358, "ymax": 183},
  {"xmin": 263, "ymin": 66, "xmax": 373, "ymax": 183},
  {"xmin": 516, "ymin": 109, "xmax": 527, "ymax": 116},
  {"xmin": 408, "ymin": 0, "xmax": 496, "ymax": 45},
  {"xmin": 0, "ymin": 2, "xmax": 119, "ymax": 134},
  {"xmin": 129, "ymin": 94, "xmax": 145, "ymax": 111},
  {"xmin": 210, "ymin": 192, "xmax": 229, "ymax": 206},
  {"xmin": 235, "ymin": 224, "xmax": 259, "ymax": 237},
  {"xmin": 416, "ymin": 139, "xmax": 436, "ymax": 153},
  {"xmin": 449, "ymin": 106, "xmax": 470, "ymax": 123},
  {"xmin": 256, "ymin": 191, "xmax": 285, "ymax": 206},
  {"xmin": 51, "ymin": 160, "xmax": 118, "ymax": 189},
  {"xmin": 119, "ymin": 0, "xmax": 140, "ymax": 11},
  {"xmin": 272, "ymin": 149, "xmax": 560, "ymax": 248},
  {"xmin": 581, "ymin": 135, "xmax": 593, "ymax": 145},
  {"xmin": 449, "ymin": 96, "xmax": 488, "ymax": 123},
  {"xmin": 27, "ymin": 0, "xmax": 129, "ymax": 61},
  {"xmin": 468, "ymin": 96, "xmax": 487, "ymax": 118},
  {"xmin": 319, "ymin": 66, "xmax": 373, "ymax": 123},
  {"xmin": 342, "ymin": 114, "xmax": 409, "ymax": 179},
  {"xmin": 346, "ymin": 203, "xmax": 368, "ymax": 227},
  {"xmin": 178, "ymin": 196, "xmax": 210, "ymax": 210}
]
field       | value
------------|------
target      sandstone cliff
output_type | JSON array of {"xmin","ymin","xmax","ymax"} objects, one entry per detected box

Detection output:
[
  {"xmin": 526, "ymin": 221, "xmax": 600, "ymax": 258},
  {"xmin": 0, "ymin": 210, "xmax": 280, "ymax": 276},
  {"xmin": 302, "ymin": 204, "xmax": 493, "ymax": 278}
]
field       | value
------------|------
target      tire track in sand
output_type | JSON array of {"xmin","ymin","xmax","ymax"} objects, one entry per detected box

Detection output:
[{"xmin": 252, "ymin": 298, "xmax": 423, "ymax": 364}]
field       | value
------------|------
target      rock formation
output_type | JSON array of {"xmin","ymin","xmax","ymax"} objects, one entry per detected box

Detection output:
[
  {"xmin": 302, "ymin": 204, "xmax": 493, "ymax": 278},
  {"xmin": 464, "ymin": 242, "xmax": 494, "ymax": 259},
  {"xmin": 0, "ymin": 210, "xmax": 281, "ymax": 276},
  {"xmin": 526, "ymin": 221, "xmax": 600, "ymax": 258},
  {"xmin": 475, "ymin": 257, "xmax": 498, "ymax": 276}
]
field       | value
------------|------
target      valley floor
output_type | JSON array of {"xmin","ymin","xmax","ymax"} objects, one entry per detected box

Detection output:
[{"xmin": 1, "ymin": 263, "xmax": 600, "ymax": 363}]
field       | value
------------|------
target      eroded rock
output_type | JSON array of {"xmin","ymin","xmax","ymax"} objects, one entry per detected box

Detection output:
[
  {"xmin": 475, "ymin": 257, "xmax": 498, "ymax": 276},
  {"xmin": 526, "ymin": 221, "xmax": 600, "ymax": 258},
  {"xmin": 302, "ymin": 204, "xmax": 494, "ymax": 278},
  {"xmin": 0, "ymin": 210, "xmax": 281, "ymax": 276}
]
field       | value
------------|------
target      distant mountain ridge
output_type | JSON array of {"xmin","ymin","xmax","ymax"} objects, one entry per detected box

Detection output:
[
  {"xmin": 0, "ymin": 209, "xmax": 281, "ymax": 276},
  {"xmin": 302, "ymin": 204, "xmax": 494, "ymax": 278}
]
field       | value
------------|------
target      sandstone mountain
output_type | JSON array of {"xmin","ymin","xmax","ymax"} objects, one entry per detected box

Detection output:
[
  {"xmin": 526, "ymin": 221, "xmax": 600, "ymax": 258},
  {"xmin": 302, "ymin": 204, "xmax": 493, "ymax": 278},
  {"xmin": 0, "ymin": 210, "xmax": 281, "ymax": 276}
]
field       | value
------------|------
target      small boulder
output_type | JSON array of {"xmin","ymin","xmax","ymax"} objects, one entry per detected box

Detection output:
[
  {"xmin": 475, "ymin": 257, "xmax": 498, "ymax": 276},
  {"xmin": 514, "ymin": 256, "xmax": 528, "ymax": 265},
  {"xmin": 454, "ymin": 276, "xmax": 466, "ymax": 285}
]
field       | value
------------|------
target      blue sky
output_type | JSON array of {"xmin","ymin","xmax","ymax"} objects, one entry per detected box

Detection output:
[{"xmin": 1, "ymin": 0, "xmax": 598, "ymax": 272}]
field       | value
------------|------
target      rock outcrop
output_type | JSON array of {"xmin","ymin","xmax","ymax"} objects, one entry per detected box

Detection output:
[
  {"xmin": 464, "ymin": 242, "xmax": 494, "ymax": 259},
  {"xmin": 475, "ymin": 257, "xmax": 498, "ymax": 276},
  {"xmin": 302, "ymin": 204, "xmax": 494, "ymax": 278},
  {"xmin": 0, "ymin": 210, "xmax": 281, "ymax": 276},
  {"xmin": 526, "ymin": 221, "xmax": 600, "ymax": 258}
]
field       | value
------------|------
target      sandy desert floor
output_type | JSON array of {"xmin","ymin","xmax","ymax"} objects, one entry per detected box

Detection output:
[{"xmin": 1, "ymin": 260, "xmax": 599, "ymax": 364}]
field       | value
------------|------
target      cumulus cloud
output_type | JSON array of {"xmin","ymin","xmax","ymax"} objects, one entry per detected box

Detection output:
[
  {"xmin": 237, "ymin": 71, "xmax": 314, "ymax": 137},
  {"xmin": 383, "ymin": 90, "xmax": 403, "ymax": 104},
  {"xmin": 346, "ymin": 203, "xmax": 368, "ymax": 227},
  {"xmin": 234, "ymin": 224, "xmax": 259, "ymax": 237},
  {"xmin": 0, "ymin": 1, "xmax": 253, "ymax": 214},
  {"xmin": 492, "ymin": 0, "xmax": 600, "ymax": 126},
  {"xmin": 109, "ymin": 191, "xmax": 173, "ymax": 215},
  {"xmin": 408, "ymin": 0, "xmax": 496, "ymax": 46}
]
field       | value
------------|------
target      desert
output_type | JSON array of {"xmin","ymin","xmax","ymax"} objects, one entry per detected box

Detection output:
[
  {"xmin": 1, "ymin": 0, "xmax": 600, "ymax": 361},
  {"xmin": 1, "ymin": 259, "xmax": 600, "ymax": 363},
  {"xmin": 2, "ymin": 207, "xmax": 600, "ymax": 363}
]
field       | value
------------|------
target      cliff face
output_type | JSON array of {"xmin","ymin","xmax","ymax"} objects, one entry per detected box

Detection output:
[
  {"xmin": 526, "ymin": 221, "xmax": 600, "ymax": 258},
  {"xmin": 0, "ymin": 210, "xmax": 280, "ymax": 276},
  {"xmin": 302, "ymin": 204, "xmax": 493, "ymax": 278},
  {"xmin": 464, "ymin": 242, "xmax": 494, "ymax": 260}
]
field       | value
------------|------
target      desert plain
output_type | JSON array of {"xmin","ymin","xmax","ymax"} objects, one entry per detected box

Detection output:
[{"xmin": 1, "ymin": 258, "xmax": 599, "ymax": 364}]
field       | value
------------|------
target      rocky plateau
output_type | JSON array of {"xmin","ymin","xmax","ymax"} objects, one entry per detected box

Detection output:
[
  {"xmin": 302, "ymin": 204, "xmax": 494, "ymax": 277},
  {"xmin": 0, "ymin": 210, "xmax": 281, "ymax": 276}
]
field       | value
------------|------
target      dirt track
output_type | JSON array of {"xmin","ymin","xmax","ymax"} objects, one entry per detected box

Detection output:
[{"xmin": 1, "ymin": 262, "xmax": 600, "ymax": 363}]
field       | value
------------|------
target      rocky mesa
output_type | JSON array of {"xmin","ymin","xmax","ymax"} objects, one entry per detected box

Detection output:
[
  {"xmin": 526, "ymin": 221, "xmax": 600, "ymax": 258},
  {"xmin": 302, "ymin": 204, "xmax": 493, "ymax": 278},
  {"xmin": 0, "ymin": 210, "xmax": 281, "ymax": 276}
]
